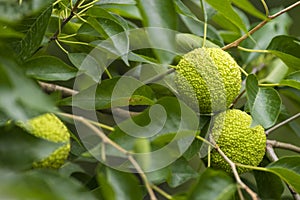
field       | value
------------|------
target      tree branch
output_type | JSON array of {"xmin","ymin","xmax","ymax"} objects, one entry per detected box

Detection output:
[
  {"xmin": 50, "ymin": 0, "xmax": 84, "ymax": 41},
  {"xmin": 58, "ymin": 112, "xmax": 158, "ymax": 200},
  {"xmin": 266, "ymin": 145, "xmax": 300, "ymax": 200},
  {"xmin": 215, "ymin": 144, "xmax": 259, "ymax": 200},
  {"xmin": 265, "ymin": 112, "xmax": 300, "ymax": 135},
  {"xmin": 267, "ymin": 140, "xmax": 300, "ymax": 154},
  {"xmin": 222, "ymin": 1, "xmax": 300, "ymax": 50}
]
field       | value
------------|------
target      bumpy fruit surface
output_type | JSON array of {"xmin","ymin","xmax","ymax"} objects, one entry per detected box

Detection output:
[
  {"xmin": 26, "ymin": 113, "xmax": 70, "ymax": 169},
  {"xmin": 210, "ymin": 109, "xmax": 266, "ymax": 174},
  {"xmin": 175, "ymin": 47, "xmax": 241, "ymax": 113}
]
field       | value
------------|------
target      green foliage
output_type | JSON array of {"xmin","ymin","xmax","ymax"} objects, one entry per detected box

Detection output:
[{"xmin": 0, "ymin": 0, "xmax": 300, "ymax": 199}]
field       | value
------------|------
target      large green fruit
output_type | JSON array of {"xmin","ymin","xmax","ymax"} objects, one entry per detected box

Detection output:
[
  {"xmin": 25, "ymin": 113, "xmax": 70, "ymax": 169},
  {"xmin": 210, "ymin": 109, "xmax": 266, "ymax": 174},
  {"xmin": 174, "ymin": 47, "xmax": 241, "ymax": 113}
]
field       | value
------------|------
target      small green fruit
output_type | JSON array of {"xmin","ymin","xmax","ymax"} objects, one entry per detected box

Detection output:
[
  {"xmin": 175, "ymin": 47, "xmax": 241, "ymax": 113},
  {"xmin": 26, "ymin": 113, "xmax": 70, "ymax": 169},
  {"xmin": 210, "ymin": 109, "xmax": 266, "ymax": 174}
]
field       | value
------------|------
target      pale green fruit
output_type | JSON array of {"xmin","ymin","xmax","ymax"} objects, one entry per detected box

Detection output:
[
  {"xmin": 26, "ymin": 113, "xmax": 70, "ymax": 169},
  {"xmin": 175, "ymin": 47, "xmax": 241, "ymax": 113},
  {"xmin": 210, "ymin": 109, "xmax": 266, "ymax": 174}
]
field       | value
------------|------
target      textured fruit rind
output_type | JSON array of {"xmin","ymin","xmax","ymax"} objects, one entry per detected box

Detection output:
[
  {"xmin": 175, "ymin": 47, "xmax": 241, "ymax": 113},
  {"xmin": 210, "ymin": 109, "xmax": 266, "ymax": 174},
  {"xmin": 27, "ymin": 113, "xmax": 70, "ymax": 169}
]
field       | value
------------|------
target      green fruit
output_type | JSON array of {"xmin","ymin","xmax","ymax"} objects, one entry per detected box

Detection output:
[
  {"xmin": 210, "ymin": 109, "xmax": 266, "ymax": 174},
  {"xmin": 26, "ymin": 113, "xmax": 70, "ymax": 169},
  {"xmin": 175, "ymin": 47, "xmax": 241, "ymax": 113}
]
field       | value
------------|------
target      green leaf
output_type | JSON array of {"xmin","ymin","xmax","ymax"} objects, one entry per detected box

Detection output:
[
  {"xmin": 267, "ymin": 35, "xmax": 300, "ymax": 69},
  {"xmin": 240, "ymin": 12, "xmax": 291, "ymax": 64},
  {"xmin": 97, "ymin": 167, "xmax": 143, "ymax": 200},
  {"xmin": 174, "ymin": 0, "xmax": 223, "ymax": 46},
  {"xmin": 16, "ymin": 5, "xmax": 53, "ymax": 61},
  {"xmin": 254, "ymin": 171, "xmax": 284, "ymax": 200},
  {"xmin": 68, "ymin": 53, "xmax": 103, "ymax": 82},
  {"xmin": 204, "ymin": 0, "xmax": 247, "ymax": 32},
  {"xmin": 0, "ymin": 125, "xmax": 62, "ymax": 170},
  {"xmin": 188, "ymin": 168, "xmax": 236, "ymax": 200},
  {"xmin": 24, "ymin": 56, "xmax": 77, "ymax": 81},
  {"xmin": 167, "ymin": 158, "xmax": 198, "ymax": 188},
  {"xmin": 96, "ymin": 0, "xmax": 136, "ymax": 5},
  {"xmin": 246, "ymin": 74, "xmax": 281, "ymax": 128},
  {"xmin": 0, "ymin": 0, "xmax": 54, "ymax": 22},
  {"xmin": 0, "ymin": 169, "xmax": 97, "ymax": 200},
  {"xmin": 175, "ymin": 33, "xmax": 219, "ymax": 55},
  {"xmin": 86, "ymin": 7, "xmax": 130, "ymax": 65},
  {"xmin": 137, "ymin": 0, "xmax": 177, "ymax": 63},
  {"xmin": 231, "ymin": 0, "xmax": 267, "ymax": 21},
  {"xmin": 265, "ymin": 156, "xmax": 300, "ymax": 193},
  {"xmin": 280, "ymin": 71, "xmax": 300, "ymax": 90},
  {"xmin": 60, "ymin": 77, "xmax": 155, "ymax": 110},
  {"xmin": 0, "ymin": 48, "xmax": 55, "ymax": 121}
]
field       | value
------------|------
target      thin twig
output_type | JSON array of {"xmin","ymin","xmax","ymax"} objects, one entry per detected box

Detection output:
[
  {"xmin": 58, "ymin": 112, "xmax": 158, "ymax": 200},
  {"xmin": 215, "ymin": 145, "xmax": 259, "ymax": 200},
  {"xmin": 222, "ymin": 1, "xmax": 300, "ymax": 50},
  {"xmin": 266, "ymin": 145, "xmax": 300, "ymax": 200},
  {"xmin": 38, "ymin": 81, "xmax": 78, "ymax": 96},
  {"xmin": 267, "ymin": 140, "xmax": 300, "ymax": 154},
  {"xmin": 144, "ymin": 68, "xmax": 175, "ymax": 84},
  {"xmin": 265, "ymin": 113, "xmax": 300, "ymax": 135},
  {"xmin": 51, "ymin": 0, "xmax": 84, "ymax": 41}
]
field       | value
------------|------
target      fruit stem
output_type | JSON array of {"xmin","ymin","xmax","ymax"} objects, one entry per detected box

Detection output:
[{"xmin": 151, "ymin": 185, "xmax": 173, "ymax": 200}]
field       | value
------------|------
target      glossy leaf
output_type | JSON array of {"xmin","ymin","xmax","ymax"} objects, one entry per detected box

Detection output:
[
  {"xmin": 205, "ymin": 0, "xmax": 247, "ymax": 32},
  {"xmin": 0, "ymin": 49, "xmax": 55, "ymax": 121},
  {"xmin": 280, "ymin": 71, "xmax": 300, "ymax": 90},
  {"xmin": 176, "ymin": 33, "xmax": 219, "ymax": 54},
  {"xmin": 97, "ymin": 167, "xmax": 143, "ymax": 200},
  {"xmin": 254, "ymin": 171, "xmax": 284, "ymax": 200},
  {"xmin": 16, "ymin": 5, "xmax": 52, "ymax": 61},
  {"xmin": 188, "ymin": 168, "xmax": 236, "ymax": 200},
  {"xmin": 24, "ymin": 56, "xmax": 77, "ymax": 81},
  {"xmin": 266, "ymin": 156, "xmax": 300, "ymax": 193},
  {"xmin": 167, "ymin": 158, "xmax": 198, "ymax": 188},
  {"xmin": 0, "ymin": 169, "xmax": 97, "ymax": 200},
  {"xmin": 232, "ymin": 0, "xmax": 267, "ymax": 20},
  {"xmin": 174, "ymin": 0, "xmax": 223, "ymax": 46},
  {"xmin": 240, "ymin": 12, "xmax": 291, "ymax": 64},
  {"xmin": 0, "ymin": 0, "xmax": 54, "ymax": 22},
  {"xmin": 246, "ymin": 74, "xmax": 281, "ymax": 128},
  {"xmin": 137, "ymin": 0, "xmax": 177, "ymax": 63},
  {"xmin": 60, "ymin": 77, "xmax": 155, "ymax": 110},
  {"xmin": 267, "ymin": 35, "xmax": 300, "ymax": 69},
  {"xmin": 86, "ymin": 7, "xmax": 130, "ymax": 65},
  {"xmin": 0, "ymin": 125, "xmax": 62, "ymax": 170}
]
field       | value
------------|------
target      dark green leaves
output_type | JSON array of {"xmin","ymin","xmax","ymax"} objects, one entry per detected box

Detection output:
[
  {"xmin": 188, "ymin": 168, "xmax": 236, "ymax": 200},
  {"xmin": 0, "ymin": 170, "xmax": 97, "ymax": 200},
  {"xmin": 246, "ymin": 74, "xmax": 281, "ymax": 128},
  {"xmin": 0, "ymin": 49, "xmax": 55, "ymax": 121},
  {"xmin": 97, "ymin": 167, "xmax": 143, "ymax": 200},
  {"xmin": 254, "ymin": 171, "xmax": 284, "ymax": 199},
  {"xmin": 0, "ymin": 125, "xmax": 62, "ymax": 170},
  {"xmin": 24, "ymin": 56, "xmax": 77, "ymax": 81},
  {"xmin": 280, "ymin": 71, "xmax": 300, "ymax": 90},
  {"xmin": 60, "ymin": 77, "xmax": 155, "ymax": 110},
  {"xmin": 205, "ymin": 0, "xmax": 247, "ymax": 32},
  {"xmin": 267, "ymin": 35, "xmax": 300, "ymax": 69},
  {"xmin": 137, "ymin": 0, "xmax": 177, "ymax": 63},
  {"xmin": 265, "ymin": 156, "xmax": 300, "ymax": 193},
  {"xmin": 16, "ymin": 5, "xmax": 53, "ymax": 61}
]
